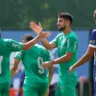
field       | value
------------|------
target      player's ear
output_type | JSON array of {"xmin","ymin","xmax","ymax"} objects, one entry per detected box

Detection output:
[{"xmin": 66, "ymin": 20, "xmax": 70, "ymax": 26}]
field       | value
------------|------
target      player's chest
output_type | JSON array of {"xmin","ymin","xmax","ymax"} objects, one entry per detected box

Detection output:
[{"xmin": 58, "ymin": 37, "xmax": 67, "ymax": 49}]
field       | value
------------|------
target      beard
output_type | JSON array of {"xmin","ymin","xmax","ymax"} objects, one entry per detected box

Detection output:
[{"xmin": 58, "ymin": 26, "xmax": 66, "ymax": 31}]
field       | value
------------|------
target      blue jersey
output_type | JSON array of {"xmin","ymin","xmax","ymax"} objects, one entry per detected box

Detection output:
[{"xmin": 89, "ymin": 29, "xmax": 96, "ymax": 76}]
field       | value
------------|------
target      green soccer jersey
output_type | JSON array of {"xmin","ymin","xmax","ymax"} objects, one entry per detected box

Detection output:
[
  {"xmin": 0, "ymin": 38, "xmax": 23, "ymax": 83},
  {"xmin": 15, "ymin": 44, "xmax": 51, "ymax": 86},
  {"xmin": 52, "ymin": 31, "xmax": 78, "ymax": 78}
]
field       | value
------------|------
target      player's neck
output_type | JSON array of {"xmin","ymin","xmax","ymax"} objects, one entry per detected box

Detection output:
[{"xmin": 63, "ymin": 27, "xmax": 71, "ymax": 35}]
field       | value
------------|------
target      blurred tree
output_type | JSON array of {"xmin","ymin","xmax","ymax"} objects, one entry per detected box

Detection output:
[{"xmin": 0, "ymin": 0, "xmax": 96, "ymax": 30}]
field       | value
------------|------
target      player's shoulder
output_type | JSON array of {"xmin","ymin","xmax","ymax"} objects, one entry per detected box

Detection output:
[
  {"xmin": 36, "ymin": 44, "xmax": 49, "ymax": 54},
  {"xmin": 35, "ymin": 44, "xmax": 44, "ymax": 50},
  {"xmin": 56, "ymin": 33, "xmax": 63, "ymax": 37},
  {"xmin": 68, "ymin": 31, "xmax": 78, "ymax": 40},
  {"xmin": 70, "ymin": 31, "xmax": 77, "ymax": 36},
  {"xmin": 4, "ymin": 39, "xmax": 13, "ymax": 42},
  {"xmin": 59, "ymin": 33, "xmax": 63, "ymax": 36},
  {"xmin": 36, "ymin": 44, "xmax": 47, "ymax": 51},
  {"xmin": 92, "ymin": 29, "xmax": 96, "ymax": 35}
]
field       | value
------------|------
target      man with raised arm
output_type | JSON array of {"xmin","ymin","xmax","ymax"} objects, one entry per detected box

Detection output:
[
  {"xmin": 30, "ymin": 12, "xmax": 78, "ymax": 96},
  {"xmin": 0, "ymin": 31, "xmax": 49, "ymax": 96},
  {"xmin": 11, "ymin": 34, "xmax": 54, "ymax": 96}
]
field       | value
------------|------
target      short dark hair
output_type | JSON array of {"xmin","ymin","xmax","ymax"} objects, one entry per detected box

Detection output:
[
  {"xmin": 58, "ymin": 12, "xmax": 73, "ymax": 24},
  {"xmin": 22, "ymin": 34, "xmax": 33, "ymax": 42}
]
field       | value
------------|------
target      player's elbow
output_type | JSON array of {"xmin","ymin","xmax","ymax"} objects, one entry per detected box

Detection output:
[
  {"xmin": 46, "ymin": 47, "xmax": 51, "ymax": 50},
  {"xmin": 67, "ymin": 57, "xmax": 72, "ymax": 61},
  {"xmin": 65, "ymin": 52, "xmax": 73, "ymax": 61},
  {"xmin": 65, "ymin": 55, "xmax": 72, "ymax": 61}
]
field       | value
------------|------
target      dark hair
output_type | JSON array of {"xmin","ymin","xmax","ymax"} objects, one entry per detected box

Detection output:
[
  {"xmin": 58, "ymin": 12, "xmax": 73, "ymax": 24},
  {"xmin": 22, "ymin": 34, "xmax": 33, "ymax": 42}
]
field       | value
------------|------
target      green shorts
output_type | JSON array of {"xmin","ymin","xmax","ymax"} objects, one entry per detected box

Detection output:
[
  {"xmin": 23, "ymin": 82, "xmax": 48, "ymax": 96},
  {"xmin": 0, "ymin": 82, "xmax": 9, "ymax": 96},
  {"xmin": 55, "ymin": 76, "xmax": 77, "ymax": 96}
]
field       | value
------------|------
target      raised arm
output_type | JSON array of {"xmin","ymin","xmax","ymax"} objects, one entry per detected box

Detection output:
[
  {"xmin": 30, "ymin": 22, "xmax": 57, "ymax": 50},
  {"xmin": 22, "ymin": 32, "xmax": 50, "ymax": 50},
  {"xmin": 40, "ymin": 39, "xmax": 56, "ymax": 50}
]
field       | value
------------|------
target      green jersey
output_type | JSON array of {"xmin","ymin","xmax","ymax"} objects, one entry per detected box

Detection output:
[
  {"xmin": 52, "ymin": 31, "xmax": 78, "ymax": 78},
  {"xmin": 15, "ymin": 44, "xmax": 51, "ymax": 87},
  {"xmin": 0, "ymin": 38, "xmax": 23, "ymax": 83}
]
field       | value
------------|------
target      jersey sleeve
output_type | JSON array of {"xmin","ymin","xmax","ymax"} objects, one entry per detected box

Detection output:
[
  {"xmin": 14, "ymin": 51, "xmax": 24, "ymax": 60},
  {"xmin": 4, "ymin": 39, "xmax": 23, "ymax": 52},
  {"xmin": 66, "ymin": 37, "xmax": 78, "ymax": 53},
  {"xmin": 89, "ymin": 30, "xmax": 96, "ymax": 48}
]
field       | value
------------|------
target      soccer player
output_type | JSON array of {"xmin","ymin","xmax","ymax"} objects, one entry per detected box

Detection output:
[
  {"xmin": 0, "ymin": 32, "xmax": 49, "ymax": 96},
  {"xmin": 11, "ymin": 34, "xmax": 54, "ymax": 96},
  {"xmin": 69, "ymin": 10, "xmax": 96, "ymax": 96},
  {"xmin": 30, "ymin": 12, "xmax": 78, "ymax": 96}
]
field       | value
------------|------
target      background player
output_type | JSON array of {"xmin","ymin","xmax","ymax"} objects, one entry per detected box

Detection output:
[
  {"xmin": 0, "ymin": 31, "xmax": 49, "ymax": 96},
  {"xmin": 11, "ymin": 34, "xmax": 54, "ymax": 96},
  {"xmin": 69, "ymin": 10, "xmax": 96, "ymax": 96}
]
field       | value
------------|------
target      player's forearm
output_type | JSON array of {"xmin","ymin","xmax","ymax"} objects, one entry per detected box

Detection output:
[
  {"xmin": 48, "ymin": 67, "xmax": 54, "ymax": 86},
  {"xmin": 40, "ymin": 38, "xmax": 51, "ymax": 50},
  {"xmin": 48, "ymin": 74, "xmax": 53, "ymax": 86},
  {"xmin": 52, "ymin": 55, "xmax": 72, "ymax": 65},
  {"xmin": 22, "ymin": 35, "xmax": 40, "ymax": 50},
  {"xmin": 11, "ymin": 66, "xmax": 17, "ymax": 78},
  {"xmin": 72, "ymin": 53, "xmax": 92, "ymax": 70}
]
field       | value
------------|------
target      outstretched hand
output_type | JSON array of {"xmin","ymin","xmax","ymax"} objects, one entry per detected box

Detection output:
[
  {"xmin": 30, "ymin": 22, "xmax": 51, "ymax": 38},
  {"xmin": 30, "ymin": 22, "xmax": 42, "ymax": 34},
  {"xmin": 42, "ymin": 61, "xmax": 52, "ymax": 69}
]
